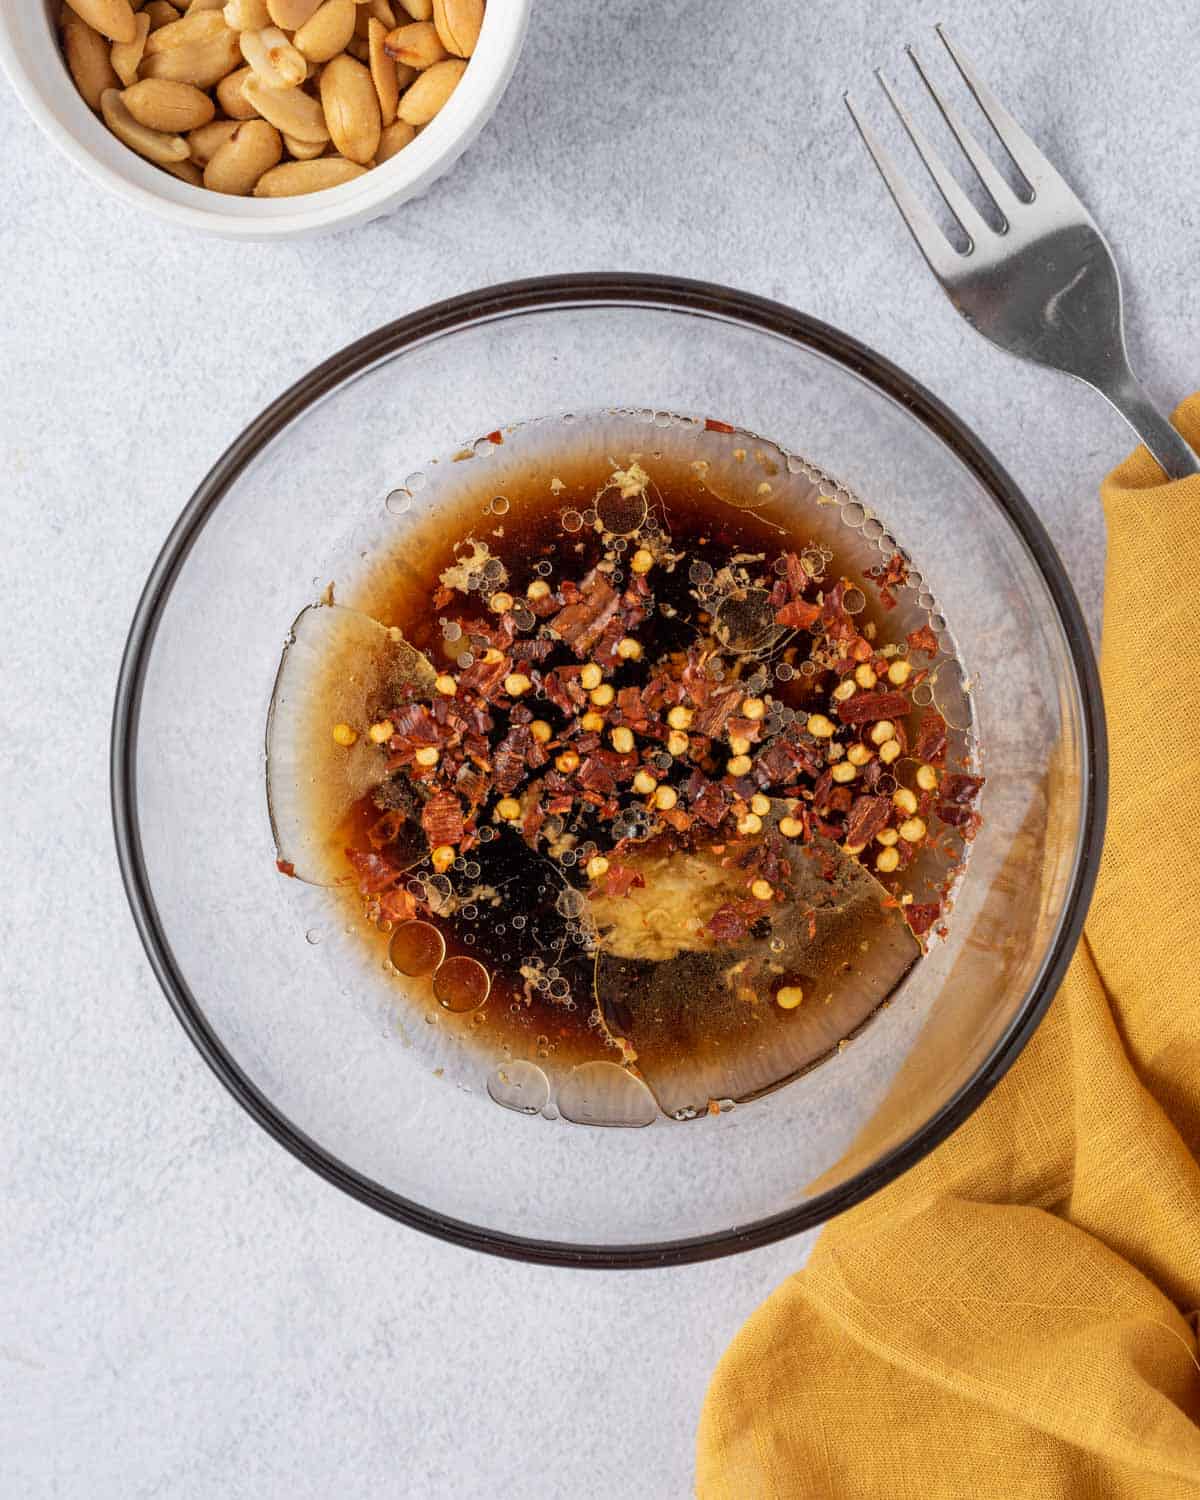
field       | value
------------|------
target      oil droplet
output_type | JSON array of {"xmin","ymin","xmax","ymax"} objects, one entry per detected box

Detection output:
[
  {"xmin": 434, "ymin": 955, "xmax": 491, "ymax": 1012},
  {"xmin": 385, "ymin": 489, "xmax": 411, "ymax": 516},
  {"xmin": 388, "ymin": 920, "xmax": 446, "ymax": 977},
  {"xmin": 557, "ymin": 1062, "xmax": 657, "ymax": 1128}
]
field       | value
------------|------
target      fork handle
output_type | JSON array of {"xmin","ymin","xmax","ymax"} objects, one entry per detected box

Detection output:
[{"xmin": 1097, "ymin": 370, "xmax": 1200, "ymax": 480}]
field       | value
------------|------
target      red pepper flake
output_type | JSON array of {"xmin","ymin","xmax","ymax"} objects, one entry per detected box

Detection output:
[
  {"xmin": 493, "ymin": 723, "xmax": 535, "ymax": 794},
  {"xmin": 835, "ymin": 689, "xmax": 911, "ymax": 725},
  {"xmin": 691, "ymin": 684, "xmax": 744, "ymax": 738},
  {"xmin": 940, "ymin": 773, "xmax": 985, "ymax": 805},
  {"xmin": 906, "ymin": 903, "xmax": 941, "ymax": 938},
  {"xmin": 907, "ymin": 623, "xmax": 940, "ymax": 657},
  {"xmin": 549, "ymin": 569, "xmax": 620, "ymax": 655},
  {"xmin": 912, "ymin": 712, "xmax": 949, "ymax": 766},
  {"xmin": 378, "ymin": 887, "xmax": 418, "ymax": 923},
  {"xmin": 421, "ymin": 790, "xmax": 465, "ymax": 848},
  {"xmin": 844, "ymin": 794, "xmax": 890, "ymax": 849},
  {"xmin": 704, "ymin": 418, "xmax": 736, "ymax": 433},
  {"xmin": 275, "ymin": 858, "xmax": 295, "ymax": 878},
  {"xmin": 602, "ymin": 862, "xmax": 646, "ymax": 899},
  {"xmin": 707, "ymin": 903, "xmax": 749, "ymax": 942},
  {"xmin": 345, "ymin": 848, "xmax": 401, "ymax": 893},
  {"xmin": 486, "ymin": 429, "xmax": 503, "ymax": 445},
  {"xmin": 775, "ymin": 598, "xmax": 821, "ymax": 630}
]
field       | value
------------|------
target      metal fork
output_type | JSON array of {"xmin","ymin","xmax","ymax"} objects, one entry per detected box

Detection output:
[{"xmin": 845, "ymin": 26, "xmax": 1200, "ymax": 479}]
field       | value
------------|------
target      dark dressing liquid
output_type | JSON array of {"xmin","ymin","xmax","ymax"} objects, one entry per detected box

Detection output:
[{"xmin": 307, "ymin": 429, "xmax": 978, "ymax": 1114}]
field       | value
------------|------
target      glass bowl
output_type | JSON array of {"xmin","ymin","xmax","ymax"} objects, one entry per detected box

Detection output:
[{"xmin": 112, "ymin": 275, "xmax": 1106, "ymax": 1266}]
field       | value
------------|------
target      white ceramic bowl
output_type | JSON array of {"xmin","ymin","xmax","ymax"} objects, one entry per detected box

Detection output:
[{"xmin": 0, "ymin": 2, "xmax": 529, "ymax": 240}]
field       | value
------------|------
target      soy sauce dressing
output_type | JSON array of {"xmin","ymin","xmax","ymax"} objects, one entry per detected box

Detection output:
[{"xmin": 322, "ymin": 436, "xmax": 973, "ymax": 1096}]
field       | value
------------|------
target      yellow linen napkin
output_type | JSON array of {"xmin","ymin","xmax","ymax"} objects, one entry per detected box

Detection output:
[{"xmin": 697, "ymin": 396, "xmax": 1200, "ymax": 1499}]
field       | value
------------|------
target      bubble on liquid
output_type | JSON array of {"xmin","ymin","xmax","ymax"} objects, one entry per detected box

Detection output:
[
  {"xmin": 487, "ymin": 1059, "xmax": 551, "ymax": 1115},
  {"xmin": 840, "ymin": 501, "xmax": 867, "ymax": 527},
  {"xmin": 458, "ymin": 651, "xmax": 474, "ymax": 669},
  {"xmin": 534, "ymin": 559, "xmax": 554, "ymax": 576},
  {"xmin": 786, "ymin": 453, "xmax": 808, "ymax": 474},
  {"xmin": 385, "ymin": 489, "xmax": 412, "ymax": 516},
  {"xmin": 559, "ymin": 849, "xmax": 577, "ymax": 866},
  {"xmin": 597, "ymin": 486, "xmax": 648, "ymax": 536},
  {"xmin": 464, "ymin": 861, "xmax": 481, "ymax": 879},
  {"xmin": 404, "ymin": 471, "xmax": 427, "ymax": 493},
  {"xmin": 304, "ymin": 929, "xmax": 321, "ymax": 945},
  {"xmin": 462, "ymin": 904, "xmax": 478, "ymax": 921},
  {"xmin": 549, "ymin": 978, "xmax": 570, "ymax": 1000},
  {"xmin": 917, "ymin": 591, "xmax": 936, "ymax": 610},
  {"xmin": 441, "ymin": 620, "xmax": 462, "ymax": 642},
  {"xmin": 842, "ymin": 588, "xmax": 866, "ymax": 614},
  {"xmin": 861, "ymin": 518, "xmax": 884, "ymax": 541},
  {"xmin": 511, "ymin": 914, "xmax": 527, "ymax": 930},
  {"xmin": 471, "ymin": 438, "xmax": 494, "ymax": 459},
  {"xmin": 878, "ymin": 533, "xmax": 897, "ymax": 553},
  {"xmin": 775, "ymin": 662, "xmax": 794, "ymax": 682},
  {"xmin": 561, "ymin": 509, "xmax": 583, "ymax": 533},
  {"xmin": 912, "ymin": 682, "xmax": 935, "ymax": 707},
  {"xmin": 483, "ymin": 559, "xmax": 505, "ymax": 583},
  {"xmin": 928, "ymin": 614, "xmax": 948, "ymax": 634},
  {"xmin": 800, "ymin": 661, "xmax": 818, "ymax": 677},
  {"xmin": 512, "ymin": 606, "xmax": 536, "ymax": 632},
  {"xmin": 491, "ymin": 494, "xmax": 510, "ymax": 515}
]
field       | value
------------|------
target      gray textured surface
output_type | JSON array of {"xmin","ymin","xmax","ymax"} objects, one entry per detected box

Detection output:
[{"xmin": 2, "ymin": 1, "xmax": 1195, "ymax": 1495}]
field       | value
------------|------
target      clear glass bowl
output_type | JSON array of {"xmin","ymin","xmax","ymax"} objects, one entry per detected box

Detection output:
[{"xmin": 112, "ymin": 275, "xmax": 1106, "ymax": 1266}]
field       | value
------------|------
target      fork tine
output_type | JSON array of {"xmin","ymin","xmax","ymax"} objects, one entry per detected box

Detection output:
[
  {"xmin": 872, "ymin": 69, "xmax": 992, "ymax": 253},
  {"xmin": 843, "ymin": 92, "xmax": 962, "ymax": 278},
  {"xmin": 905, "ymin": 44, "xmax": 1017, "ymax": 225},
  {"xmin": 935, "ymin": 25, "xmax": 1065, "ymax": 199}
]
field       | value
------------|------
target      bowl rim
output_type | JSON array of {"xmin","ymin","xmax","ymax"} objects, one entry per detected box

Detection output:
[
  {"xmin": 0, "ymin": 1, "xmax": 530, "ymax": 240},
  {"xmin": 110, "ymin": 272, "xmax": 1108, "ymax": 1267}
]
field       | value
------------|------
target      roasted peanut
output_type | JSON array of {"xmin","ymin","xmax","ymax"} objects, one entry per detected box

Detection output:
[
  {"xmin": 222, "ymin": 0, "xmax": 270, "ymax": 26},
  {"xmin": 396, "ymin": 0, "xmax": 431, "ymax": 17},
  {"xmin": 144, "ymin": 8, "xmax": 228, "ymax": 49},
  {"xmin": 100, "ymin": 87, "xmax": 189, "ymax": 162},
  {"xmin": 266, "ymin": 0, "xmax": 321, "ymax": 25},
  {"xmin": 161, "ymin": 155, "xmax": 204, "ymax": 182},
  {"xmin": 144, "ymin": 2, "xmax": 182, "ymax": 29},
  {"xmin": 203, "ymin": 116, "xmax": 281, "ymax": 190},
  {"xmin": 375, "ymin": 116, "xmax": 415, "ymax": 161},
  {"xmin": 110, "ymin": 11, "xmax": 150, "ymax": 86},
  {"xmin": 123, "ymin": 77, "xmax": 216, "ymax": 129},
  {"xmin": 140, "ymin": 25, "xmax": 240, "ymax": 84},
  {"xmin": 395, "ymin": 53, "xmax": 462, "ymax": 121},
  {"xmin": 239, "ymin": 25, "xmax": 306, "ymax": 86},
  {"xmin": 241, "ymin": 71, "xmax": 329, "ymax": 137},
  {"xmin": 366, "ymin": 15, "xmax": 398, "ymax": 123},
  {"xmin": 64, "ymin": 0, "xmax": 138, "ymax": 44},
  {"xmin": 293, "ymin": 0, "xmax": 356, "ymax": 61},
  {"xmin": 383, "ymin": 20, "xmax": 444, "ymax": 69},
  {"xmin": 281, "ymin": 130, "xmax": 326, "ymax": 157},
  {"xmin": 215, "ymin": 63, "xmax": 258, "ymax": 116},
  {"xmin": 432, "ymin": 0, "xmax": 481, "ymax": 58},
  {"xmin": 187, "ymin": 114, "xmax": 240, "ymax": 162},
  {"xmin": 364, "ymin": 0, "xmax": 396, "ymax": 25},
  {"xmin": 63, "ymin": 16, "xmax": 119, "ymax": 109},
  {"xmin": 320, "ymin": 52, "xmax": 380, "ymax": 162},
  {"xmin": 253, "ymin": 156, "xmax": 367, "ymax": 194}
]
